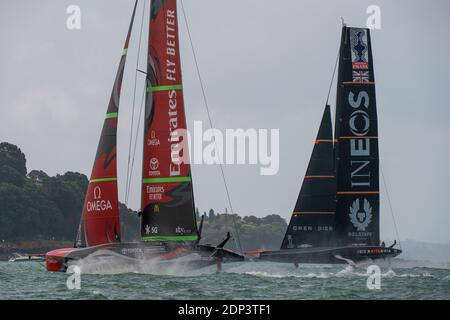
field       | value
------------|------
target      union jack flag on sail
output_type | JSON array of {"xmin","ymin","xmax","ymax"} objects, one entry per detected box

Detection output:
[{"xmin": 352, "ymin": 71, "xmax": 369, "ymax": 82}]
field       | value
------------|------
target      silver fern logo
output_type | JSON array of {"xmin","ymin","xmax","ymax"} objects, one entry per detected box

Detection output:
[{"xmin": 349, "ymin": 198, "xmax": 372, "ymax": 231}]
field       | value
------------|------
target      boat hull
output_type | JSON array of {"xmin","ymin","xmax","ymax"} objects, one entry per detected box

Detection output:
[
  {"xmin": 253, "ymin": 246, "xmax": 402, "ymax": 264},
  {"xmin": 46, "ymin": 242, "xmax": 244, "ymax": 272}
]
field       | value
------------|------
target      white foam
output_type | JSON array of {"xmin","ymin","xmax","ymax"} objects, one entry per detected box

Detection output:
[
  {"xmin": 382, "ymin": 269, "xmax": 396, "ymax": 278},
  {"xmin": 67, "ymin": 250, "xmax": 217, "ymax": 277}
]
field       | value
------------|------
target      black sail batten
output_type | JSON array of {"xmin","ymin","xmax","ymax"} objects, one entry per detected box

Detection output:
[
  {"xmin": 281, "ymin": 105, "xmax": 336, "ymax": 249},
  {"xmin": 334, "ymin": 26, "xmax": 380, "ymax": 246}
]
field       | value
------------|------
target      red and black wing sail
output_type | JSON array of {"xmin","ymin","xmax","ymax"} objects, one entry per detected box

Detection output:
[
  {"xmin": 281, "ymin": 105, "xmax": 336, "ymax": 249},
  {"xmin": 334, "ymin": 26, "xmax": 380, "ymax": 246},
  {"xmin": 76, "ymin": 1, "xmax": 138, "ymax": 247},
  {"xmin": 140, "ymin": 0, "xmax": 198, "ymax": 242}
]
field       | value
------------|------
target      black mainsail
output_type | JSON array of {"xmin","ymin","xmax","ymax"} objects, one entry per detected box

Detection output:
[
  {"xmin": 281, "ymin": 105, "xmax": 336, "ymax": 249},
  {"xmin": 334, "ymin": 26, "xmax": 379, "ymax": 246}
]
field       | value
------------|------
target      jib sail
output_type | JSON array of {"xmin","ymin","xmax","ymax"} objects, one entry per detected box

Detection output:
[
  {"xmin": 76, "ymin": 1, "xmax": 138, "ymax": 247},
  {"xmin": 334, "ymin": 26, "xmax": 380, "ymax": 246},
  {"xmin": 140, "ymin": 0, "xmax": 198, "ymax": 242},
  {"xmin": 281, "ymin": 105, "xmax": 336, "ymax": 249}
]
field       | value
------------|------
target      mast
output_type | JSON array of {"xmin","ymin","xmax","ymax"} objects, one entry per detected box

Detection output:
[
  {"xmin": 334, "ymin": 26, "xmax": 380, "ymax": 246},
  {"xmin": 76, "ymin": 1, "xmax": 138, "ymax": 247},
  {"xmin": 140, "ymin": 0, "xmax": 198, "ymax": 242},
  {"xmin": 281, "ymin": 105, "xmax": 336, "ymax": 249}
]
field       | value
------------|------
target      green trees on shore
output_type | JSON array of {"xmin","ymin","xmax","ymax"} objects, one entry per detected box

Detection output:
[
  {"xmin": 198, "ymin": 210, "xmax": 287, "ymax": 251},
  {"xmin": 0, "ymin": 142, "xmax": 287, "ymax": 250}
]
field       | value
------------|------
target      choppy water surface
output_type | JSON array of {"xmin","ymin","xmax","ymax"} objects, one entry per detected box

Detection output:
[{"xmin": 1, "ymin": 258, "xmax": 449, "ymax": 299}]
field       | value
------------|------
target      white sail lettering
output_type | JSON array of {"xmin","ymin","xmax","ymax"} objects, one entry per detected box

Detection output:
[
  {"xmin": 87, "ymin": 200, "xmax": 113, "ymax": 212},
  {"xmin": 350, "ymin": 138, "xmax": 370, "ymax": 156},
  {"xmin": 350, "ymin": 160, "xmax": 371, "ymax": 187},
  {"xmin": 350, "ymin": 110, "xmax": 370, "ymax": 136},
  {"xmin": 347, "ymin": 89, "xmax": 372, "ymax": 189},
  {"xmin": 166, "ymin": 10, "xmax": 177, "ymax": 81},
  {"xmin": 348, "ymin": 91, "xmax": 369, "ymax": 109}
]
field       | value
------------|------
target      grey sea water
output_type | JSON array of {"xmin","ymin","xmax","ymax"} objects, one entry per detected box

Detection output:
[{"xmin": 1, "ymin": 259, "xmax": 449, "ymax": 300}]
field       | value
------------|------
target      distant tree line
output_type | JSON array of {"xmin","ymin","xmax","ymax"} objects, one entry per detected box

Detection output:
[
  {"xmin": 0, "ymin": 142, "xmax": 287, "ymax": 250},
  {"xmin": 196, "ymin": 209, "xmax": 287, "ymax": 251}
]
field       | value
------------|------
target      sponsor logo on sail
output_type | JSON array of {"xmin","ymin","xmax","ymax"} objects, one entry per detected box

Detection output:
[
  {"xmin": 175, "ymin": 226, "xmax": 187, "ymax": 234},
  {"xmin": 164, "ymin": 8, "xmax": 185, "ymax": 178},
  {"xmin": 350, "ymin": 28, "xmax": 369, "ymax": 70},
  {"xmin": 147, "ymin": 185, "xmax": 164, "ymax": 201},
  {"xmin": 150, "ymin": 157, "xmax": 159, "ymax": 169},
  {"xmin": 149, "ymin": 157, "xmax": 161, "ymax": 176},
  {"xmin": 145, "ymin": 225, "xmax": 158, "ymax": 235},
  {"xmin": 87, "ymin": 186, "xmax": 113, "ymax": 213},
  {"xmin": 349, "ymin": 198, "xmax": 372, "ymax": 231},
  {"xmin": 348, "ymin": 91, "xmax": 371, "ymax": 188},
  {"xmin": 147, "ymin": 131, "xmax": 160, "ymax": 146}
]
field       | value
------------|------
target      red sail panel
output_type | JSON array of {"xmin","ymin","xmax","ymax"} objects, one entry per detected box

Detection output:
[
  {"xmin": 78, "ymin": 1, "xmax": 138, "ymax": 247},
  {"xmin": 141, "ymin": 0, "xmax": 198, "ymax": 242}
]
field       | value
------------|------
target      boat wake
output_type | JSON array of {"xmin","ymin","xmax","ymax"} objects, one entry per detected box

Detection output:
[
  {"xmin": 67, "ymin": 252, "xmax": 449, "ymax": 280},
  {"xmin": 223, "ymin": 259, "xmax": 446, "ymax": 280},
  {"xmin": 67, "ymin": 250, "xmax": 217, "ymax": 276}
]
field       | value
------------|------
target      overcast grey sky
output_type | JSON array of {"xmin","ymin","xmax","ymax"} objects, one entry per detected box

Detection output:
[{"xmin": 1, "ymin": 0, "xmax": 449, "ymax": 244}]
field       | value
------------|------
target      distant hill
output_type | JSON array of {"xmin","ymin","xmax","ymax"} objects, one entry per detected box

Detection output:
[{"xmin": 0, "ymin": 142, "xmax": 286, "ymax": 251}]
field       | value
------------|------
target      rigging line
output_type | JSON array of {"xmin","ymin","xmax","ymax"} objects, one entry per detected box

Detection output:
[
  {"xmin": 380, "ymin": 164, "xmax": 402, "ymax": 249},
  {"xmin": 325, "ymin": 45, "xmax": 340, "ymax": 107},
  {"xmin": 125, "ymin": 0, "xmax": 146, "ymax": 207},
  {"xmin": 126, "ymin": 84, "xmax": 146, "ymax": 205},
  {"xmin": 180, "ymin": 0, "xmax": 243, "ymax": 253}
]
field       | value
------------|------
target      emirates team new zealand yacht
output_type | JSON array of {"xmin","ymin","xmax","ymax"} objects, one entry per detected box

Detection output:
[
  {"xmin": 252, "ymin": 25, "xmax": 402, "ymax": 264},
  {"xmin": 46, "ymin": 0, "xmax": 243, "ymax": 272}
]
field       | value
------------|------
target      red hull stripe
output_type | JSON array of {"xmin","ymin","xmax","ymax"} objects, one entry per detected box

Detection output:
[
  {"xmin": 147, "ymin": 84, "xmax": 183, "ymax": 93},
  {"xmin": 46, "ymin": 248, "xmax": 75, "ymax": 257},
  {"xmin": 142, "ymin": 177, "xmax": 191, "ymax": 184}
]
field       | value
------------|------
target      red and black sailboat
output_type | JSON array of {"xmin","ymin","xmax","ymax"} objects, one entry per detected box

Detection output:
[
  {"xmin": 256, "ymin": 25, "xmax": 401, "ymax": 264},
  {"xmin": 46, "ymin": 0, "xmax": 242, "ymax": 272}
]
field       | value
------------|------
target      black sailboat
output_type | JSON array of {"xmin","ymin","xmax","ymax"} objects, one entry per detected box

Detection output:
[{"xmin": 257, "ymin": 25, "xmax": 401, "ymax": 264}]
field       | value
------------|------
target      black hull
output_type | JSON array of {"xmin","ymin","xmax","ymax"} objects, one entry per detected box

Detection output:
[
  {"xmin": 257, "ymin": 246, "xmax": 401, "ymax": 264},
  {"xmin": 46, "ymin": 242, "xmax": 244, "ymax": 272}
]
